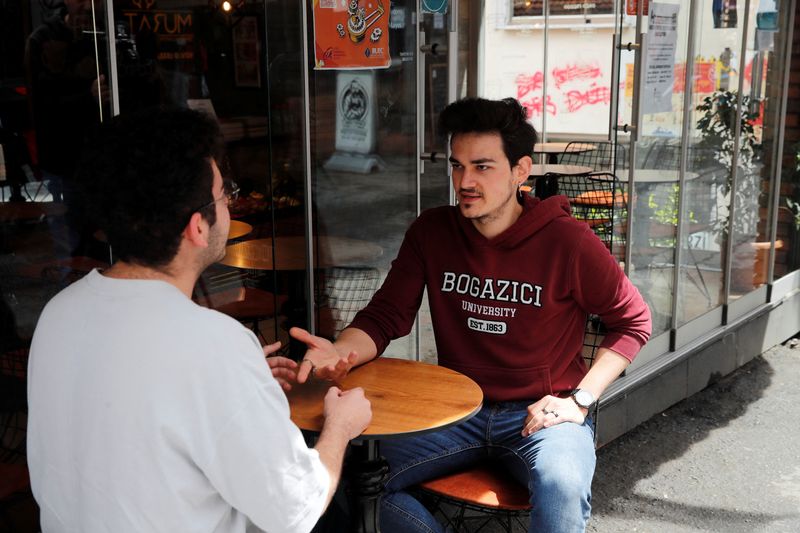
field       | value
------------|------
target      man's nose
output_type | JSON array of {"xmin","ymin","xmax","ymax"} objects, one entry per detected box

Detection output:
[{"xmin": 459, "ymin": 168, "xmax": 478, "ymax": 188}]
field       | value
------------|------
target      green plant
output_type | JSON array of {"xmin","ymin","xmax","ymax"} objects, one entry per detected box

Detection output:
[
  {"xmin": 695, "ymin": 89, "xmax": 762, "ymax": 243},
  {"xmin": 787, "ymin": 198, "xmax": 800, "ymax": 231}
]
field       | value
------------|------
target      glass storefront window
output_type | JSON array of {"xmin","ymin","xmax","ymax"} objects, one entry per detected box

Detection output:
[
  {"xmin": 308, "ymin": 0, "xmax": 421, "ymax": 359},
  {"xmin": 626, "ymin": 0, "xmax": 691, "ymax": 336},
  {"xmin": 2, "ymin": 0, "xmax": 112, "ymax": 353}
]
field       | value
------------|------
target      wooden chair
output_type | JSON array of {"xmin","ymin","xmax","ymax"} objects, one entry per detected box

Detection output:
[{"xmin": 416, "ymin": 317, "xmax": 606, "ymax": 532}]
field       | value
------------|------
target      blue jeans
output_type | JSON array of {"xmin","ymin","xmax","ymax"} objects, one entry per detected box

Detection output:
[{"xmin": 379, "ymin": 401, "xmax": 596, "ymax": 533}]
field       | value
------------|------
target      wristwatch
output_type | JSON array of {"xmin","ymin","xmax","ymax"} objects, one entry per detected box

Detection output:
[{"xmin": 569, "ymin": 389, "xmax": 596, "ymax": 411}]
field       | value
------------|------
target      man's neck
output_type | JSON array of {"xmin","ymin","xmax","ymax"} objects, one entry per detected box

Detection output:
[
  {"xmin": 471, "ymin": 201, "xmax": 524, "ymax": 239},
  {"xmin": 102, "ymin": 261, "xmax": 198, "ymax": 298}
]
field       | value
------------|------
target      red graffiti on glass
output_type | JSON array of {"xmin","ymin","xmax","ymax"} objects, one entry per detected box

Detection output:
[
  {"xmin": 552, "ymin": 63, "xmax": 602, "ymax": 89},
  {"xmin": 564, "ymin": 85, "xmax": 611, "ymax": 113},
  {"xmin": 515, "ymin": 72, "xmax": 545, "ymax": 99},
  {"xmin": 521, "ymin": 95, "xmax": 557, "ymax": 117}
]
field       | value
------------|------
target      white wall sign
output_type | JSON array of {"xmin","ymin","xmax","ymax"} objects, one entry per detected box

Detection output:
[
  {"xmin": 334, "ymin": 71, "xmax": 376, "ymax": 154},
  {"xmin": 642, "ymin": 2, "xmax": 680, "ymax": 114}
]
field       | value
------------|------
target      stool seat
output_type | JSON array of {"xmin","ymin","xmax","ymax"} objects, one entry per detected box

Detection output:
[{"xmin": 419, "ymin": 464, "xmax": 530, "ymax": 511}]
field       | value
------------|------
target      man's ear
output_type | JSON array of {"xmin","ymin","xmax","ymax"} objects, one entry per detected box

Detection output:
[
  {"xmin": 183, "ymin": 212, "xmax": 210, "ymax": 249},
  {"xmin": 515, "ymin": 155, "xmax": 533, "ymax": 184}
]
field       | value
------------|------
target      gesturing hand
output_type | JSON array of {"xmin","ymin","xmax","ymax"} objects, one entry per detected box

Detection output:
[
  {"xmin": 290, "ymin": 327, "xmax": 358, "ymax": 384},
  {"xmin": 263, "ymin": 341, "xmax": 298, "ymax": 391}
]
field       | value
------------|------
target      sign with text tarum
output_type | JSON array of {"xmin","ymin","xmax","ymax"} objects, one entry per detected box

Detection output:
[{"xmin": 313, "ymin": 0, "xmax": 390, "ymax": 70}]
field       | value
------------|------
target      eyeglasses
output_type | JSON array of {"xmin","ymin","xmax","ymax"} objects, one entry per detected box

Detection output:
[{"xmin": 196, "ymin": 179, "xmax": 240, "ymax": 212}]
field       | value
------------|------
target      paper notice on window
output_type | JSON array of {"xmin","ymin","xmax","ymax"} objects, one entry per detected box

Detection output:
[{"xmin": 642, "ymin": 3, "xmax": 680, "ymax": 114}]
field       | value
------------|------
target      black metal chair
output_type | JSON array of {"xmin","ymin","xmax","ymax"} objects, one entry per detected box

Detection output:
[
  {"xmin": 558, "ymin": 141, "xmax": 628, "ymax": 172},
  {"xmin": 415, "ymin": 317, "xmax": 607, "ymax": 532},
  {"xmin": 315, "ymin": 266, "xmax": 381, "ymax": 340},
  {"xmin": 537, "ymin": 171, "xmax": 627, "ymax": 261}
]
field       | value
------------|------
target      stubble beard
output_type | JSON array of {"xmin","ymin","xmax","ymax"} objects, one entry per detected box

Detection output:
[
  {"xmin": 200, "ymin": 222, "xmax": 227, "ymax": 270},
  {"xmin": 462, "ymin": 187, "xmax": 518, "ymax": 226}
]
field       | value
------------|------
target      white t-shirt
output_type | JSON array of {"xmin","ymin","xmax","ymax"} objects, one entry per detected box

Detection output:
[{"xmin": 27, "ymin": 269, "xmax": 328, "ymax": 533}]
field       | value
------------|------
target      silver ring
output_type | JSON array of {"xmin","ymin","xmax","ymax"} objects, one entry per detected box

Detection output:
[
  {"xmin": 541, "ymin": 408, "xmax": 551, "ymax": 415},
  {"xmin": 552, "ymin": 411, "xmax": 559, "ymax": 418},
  {"xmin": 302, "ymin": 359, "xmax": 317, "ymax": 376}
]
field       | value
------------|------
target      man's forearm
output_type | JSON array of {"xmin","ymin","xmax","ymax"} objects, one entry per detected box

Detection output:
[
  {"xmin": 314, "ymin": 424, "xmax": 352, "ymax": 509},
  {"xmin": 575, "ymin": 348, "xmax": 630, "ymax": 400},
  {"xmin": 334, "ymin": 327, "xmax": 379, "ymax": 367}
]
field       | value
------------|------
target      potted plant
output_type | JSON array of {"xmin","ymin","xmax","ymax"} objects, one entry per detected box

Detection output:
[{"xmin": 695, "ymin": 89, "xmax": 765, "ymax": 289}]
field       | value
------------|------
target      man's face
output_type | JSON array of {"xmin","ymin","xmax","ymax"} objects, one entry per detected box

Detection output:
[
  {"xmin": 201, "ymin": 160, "xmax": 230, "ymax": 267},
  {"xmin": 449, "ymin": 132, "xmax": 529, "ymax": 234}
]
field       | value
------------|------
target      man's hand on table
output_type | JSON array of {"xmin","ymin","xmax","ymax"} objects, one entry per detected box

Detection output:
[
  {"xmin": 290, "ymin": 327, "xmax": 358, "ymax": 384},
  {"xmin": 521, "ymin": 394, "xmax": 587, "ymax": 436},
  {"xmin": 322, "ymin": 386, "xmax": 372, "ymax": 440}
]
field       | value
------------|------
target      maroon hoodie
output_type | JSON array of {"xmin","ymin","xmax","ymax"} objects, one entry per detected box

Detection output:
[{"xmin": 349, "ymin": 194, "xmax": 651, "ymax": 402}]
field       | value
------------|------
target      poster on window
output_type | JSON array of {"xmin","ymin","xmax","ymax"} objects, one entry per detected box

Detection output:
[
  {"xmin": 626, "ymin": 0, "xmax": 650, "ymax": 16},
  {"xmin": 642, "ymin": 2, "xmax": 679, "ymax": 114},
  {"xmin": 312, "ymin": 0, "xmax": 390, "ymax": 70}
]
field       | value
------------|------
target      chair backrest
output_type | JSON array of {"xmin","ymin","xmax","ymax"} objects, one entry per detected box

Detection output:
[
  {"xmin": 641, "ymin": 139, "xmax": 682, "ymax": 169},
  {"xmin": 315, "ymin": 266, "xmax": 381, "ymax": 339},
  {"xmin": 559, "ymin": 141, "xmax": 627, "ymax": 172}
]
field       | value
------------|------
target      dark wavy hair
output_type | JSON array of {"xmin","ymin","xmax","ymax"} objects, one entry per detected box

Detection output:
[
  {"xmin": 438, "ymin": 97, "xmax": 538, "ymax": 168},
  {"xmin": 79, "ymin": 107, "xmax": 224, "ymax": 267}
]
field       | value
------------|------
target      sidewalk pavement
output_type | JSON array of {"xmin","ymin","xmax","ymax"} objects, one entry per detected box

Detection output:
[{"xmin": 587, "ymin": 339, "xmax": 800, "ymax": 532}]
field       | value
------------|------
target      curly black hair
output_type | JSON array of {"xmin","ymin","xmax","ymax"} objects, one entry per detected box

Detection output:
[
  {"xmin": 78, "ymin": 107, "xmax": 224, "ymax": 267},
  {"xmin": 438, "ymin": 97, "xmax": 538, "ymax": 168}
]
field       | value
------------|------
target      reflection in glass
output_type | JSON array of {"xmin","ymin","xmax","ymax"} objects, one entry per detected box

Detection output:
[
  {"xmin": 627, "ymin": 0, "xmax": 688, "ymax": 336},
  {"xmin": 309, "ymin": 0, "xmax": 420, "ymax": 358},
  {"xmin": 1, "ymin": 0, "xmax": 112, "ymax": 357}
]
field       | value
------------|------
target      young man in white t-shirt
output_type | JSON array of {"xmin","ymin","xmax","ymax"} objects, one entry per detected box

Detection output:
[{"xmin": 27, "ymin": 108, "xmax": 371, "ymax": 533}]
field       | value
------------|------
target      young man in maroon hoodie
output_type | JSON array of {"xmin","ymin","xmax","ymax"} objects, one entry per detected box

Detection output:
[{"xmin": 287, "ymin": 97, "xmax": 652, "ymax": 532}]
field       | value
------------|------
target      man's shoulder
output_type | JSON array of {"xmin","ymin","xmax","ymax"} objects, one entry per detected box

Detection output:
[{"xmin": 412, "ymin": 205, "xmax": 458, "ymax": 231}]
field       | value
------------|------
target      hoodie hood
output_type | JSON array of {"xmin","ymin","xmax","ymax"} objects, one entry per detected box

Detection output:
[{"xmin": 456, "ymin": 194, "xmax": 573, "ymax": 249}]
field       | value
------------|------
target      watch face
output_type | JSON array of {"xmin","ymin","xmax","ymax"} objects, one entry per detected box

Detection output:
[{"xmin": 574, "ymin": 389, "xmax": 594, "ymax": 408}]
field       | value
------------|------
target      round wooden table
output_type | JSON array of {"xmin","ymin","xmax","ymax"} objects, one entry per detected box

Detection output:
[
  {"xmin": 528, "ymin": 164, "xmax": 593, "ymax": 178},
  {"xmin": 227, "ymin": 220, "xmax": 253, "ymax": 241},
  {"xmin": 287, "ymin": 357, "xmax": 483, "ymax": 439},
  {"xmin": 220, "ymin": 236, "xmax": 384, "ymax": 271},
  {"xmin": 286, "ymin": 357, "xmax": 483, "ymax": 533},
  {"xmin": 534, "ymin": 142, "xmax": 596, "ymax": 164}
]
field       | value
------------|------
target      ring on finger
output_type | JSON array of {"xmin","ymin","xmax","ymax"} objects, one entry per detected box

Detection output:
[{"xmin": 302, "ymin": 358, "xmax": 317, "ymax": 376}]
